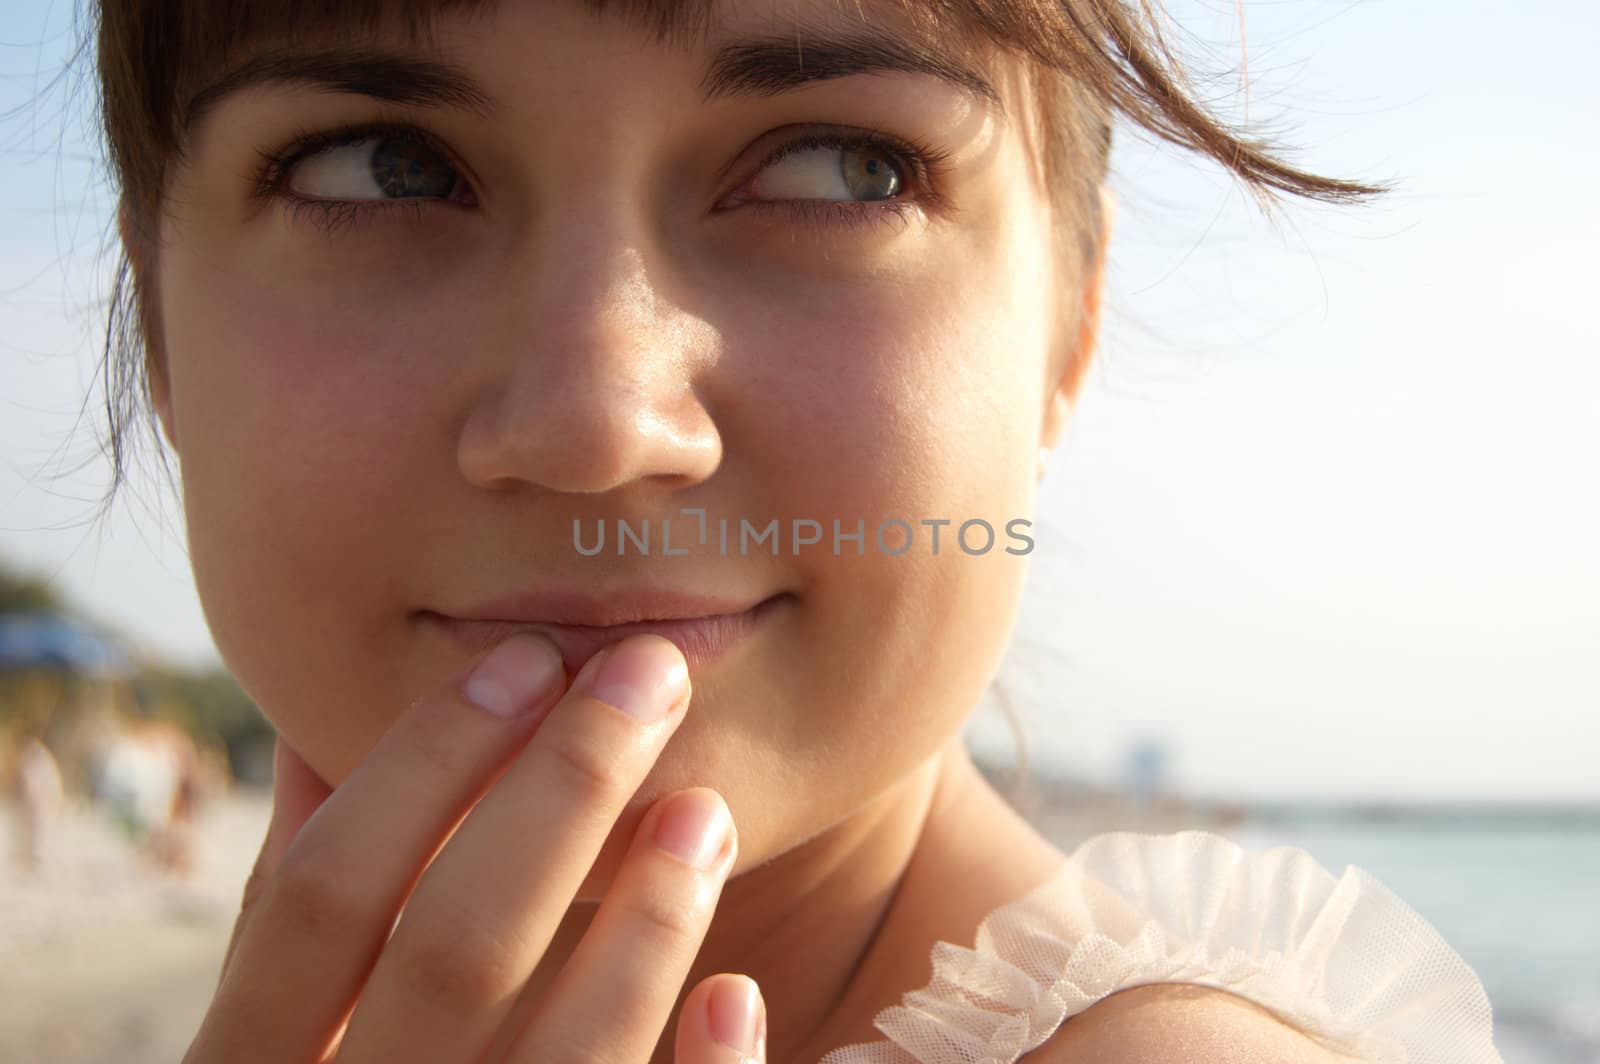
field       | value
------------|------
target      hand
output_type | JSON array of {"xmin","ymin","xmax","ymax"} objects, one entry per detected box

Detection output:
[{"xmin": 190, "ymin": 633, "xmax": 766, "ymax": 1063}]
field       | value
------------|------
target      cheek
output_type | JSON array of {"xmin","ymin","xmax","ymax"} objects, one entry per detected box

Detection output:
[
  {"xmin": 159, "ymin": 248, "xmax": 457, "ymax": 758},
  {"xmin": 747, "ymin": 215, "xmax": 1049, "ymax": 533},
  {"xmin": 162, "ymin": 234, "xmax": 451, "ymax": 491},
  {"xmin": 734, "ymin": 257, "xmax": 1045, "ymax": 508},
  {"xmin": 727, "ymin": 243, "xmax": 1048, "ymax": 775}
]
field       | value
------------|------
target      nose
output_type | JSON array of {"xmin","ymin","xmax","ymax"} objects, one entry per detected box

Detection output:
[{"xmin": 456, "ymin": 231, "xmax": 723, "ymax": 496}]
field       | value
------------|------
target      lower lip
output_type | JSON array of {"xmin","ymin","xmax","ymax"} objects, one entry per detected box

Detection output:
[{"xmin": 426, "ymin": 594, "xmax": 791, "ymax": 677}]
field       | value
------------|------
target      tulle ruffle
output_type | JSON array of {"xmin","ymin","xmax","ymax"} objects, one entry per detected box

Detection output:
[{"xmin": 819, "ymin": 830, "xmax": 1501, "ymax": 1063}]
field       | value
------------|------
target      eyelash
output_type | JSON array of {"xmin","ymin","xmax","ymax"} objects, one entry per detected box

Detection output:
[{"xmin": 250, "ymin": 119, "xmax": 956, "ymax": 238}]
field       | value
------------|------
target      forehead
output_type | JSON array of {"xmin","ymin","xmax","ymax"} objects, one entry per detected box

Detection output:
[{"xmin": 174, "ymin": 0, "xmax": 1000, "ymax": 86}]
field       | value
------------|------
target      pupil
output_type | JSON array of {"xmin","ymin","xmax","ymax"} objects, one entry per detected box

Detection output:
[
  {"xmin": 373, "ymin": 137, "xmax": 453, "ymax": 198},
  {"xmin": 843, "ymin": 149, "xmax": 900, "ymax": 201}
]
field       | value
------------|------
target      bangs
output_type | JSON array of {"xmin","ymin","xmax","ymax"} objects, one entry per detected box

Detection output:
[
  {"xmin": 130, "ymin": 0, "xmax": 1003, "ymax": 185},
  {"xmin": 174, "ymin": 0, "xmax": 717, "ymax": 63},
  {"xmin": 163, "ymin": 0, "xmax": 996, "ymax": 107},
  {"xmin": 166, "ymin": 0, "xmax": 702, "ymax": 122}
]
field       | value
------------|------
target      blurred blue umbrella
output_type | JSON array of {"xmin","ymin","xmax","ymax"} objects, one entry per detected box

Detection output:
[{"xmin": 0, "ymin": 612, "xmax": 135, "ymax": 676}]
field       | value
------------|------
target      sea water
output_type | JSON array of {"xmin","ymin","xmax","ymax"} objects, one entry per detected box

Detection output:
[{"xmin": 1228, "ymin": 818, "xmax": 1600, "ymax": 1064}]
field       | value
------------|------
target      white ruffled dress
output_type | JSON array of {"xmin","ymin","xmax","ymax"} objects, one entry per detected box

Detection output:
[{"xmin": 819, "ymin": 831, "xmax": 1502, "ymax": 1063}]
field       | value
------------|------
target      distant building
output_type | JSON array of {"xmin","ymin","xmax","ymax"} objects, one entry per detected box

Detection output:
[{"xmin": 1124, "ymin": 738, "xmax": 1171, "ymax": 803}]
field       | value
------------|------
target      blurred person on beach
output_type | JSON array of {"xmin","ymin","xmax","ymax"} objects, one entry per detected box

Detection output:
[
  {"xmin": 91, "ymin": 715, "xmax": 208, "ymax": 878},
  {"xmin": 8, "ymin": 724, "xmax": 65, "ymax": 877}
]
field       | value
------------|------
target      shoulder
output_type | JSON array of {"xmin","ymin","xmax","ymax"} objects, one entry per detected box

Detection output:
[{"xmin": 1023, "ymin": 983, "xmax": 1363, "ymax": 1064}]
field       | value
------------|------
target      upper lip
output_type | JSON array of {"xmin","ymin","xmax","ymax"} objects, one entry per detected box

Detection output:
[{"xmin": 432, "ymin": 588, "xmax": 778, "ymax": 628}]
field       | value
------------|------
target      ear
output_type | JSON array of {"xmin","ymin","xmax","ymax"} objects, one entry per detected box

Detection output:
[
  {"xmin": 118, "ymin": 200, "xmax": 178, "ymax": 450},
  {"xmin": 1038, "ymin": 185, "xmax": 1115, "ymax": 470}
]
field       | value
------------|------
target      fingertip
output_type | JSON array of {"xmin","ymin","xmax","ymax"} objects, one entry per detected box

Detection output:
[
  {"xmin": 678, "ymin": 974, "xmax": 765, "ymax": 1062},
  {"xmin": 707, "ymin": 973, "xmax": 763, "ymax": 1059}
]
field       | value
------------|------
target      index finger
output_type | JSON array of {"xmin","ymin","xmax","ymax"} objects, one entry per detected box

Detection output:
[
  {"xmin": 266, "ymin": 737, "xmax": 336, "ymax": 865},
  {"xmin": 218, "ymin": 737, "xmax": 335, "ymax": 984},
  {"xmin": 190, "ymin": 634, "xmax": 570, "ymax": 1063}
]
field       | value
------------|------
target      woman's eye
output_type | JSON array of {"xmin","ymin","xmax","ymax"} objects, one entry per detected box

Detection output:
[
  {"xmin": 286, "ymin": 131, "xmax": 466, "ymax": 202},
  {"xmin": 752, "ymin": 141, "xmax": 907, "ymax": 203}
]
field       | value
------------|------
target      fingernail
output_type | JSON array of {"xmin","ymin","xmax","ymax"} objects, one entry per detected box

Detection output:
[
  {"xmin": 584, "ymin": 635, "xmax": 688, "ymax": 721},
  {"xmin": 756, "ymin": 996, "xmax": 767, "ymax": 1060},
  {"xmin": 708, "ymin": 976, "xmax": 761, "ymax": 1056},
  {"xmin": 462, "ymin": 635, "xmax": 564, "ymax": 718},
  {"xmin": 655, "ymin": 790, "xmax": 731, "ymax": 870}
]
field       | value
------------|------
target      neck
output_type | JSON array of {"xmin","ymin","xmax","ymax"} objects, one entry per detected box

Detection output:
[
  {"xmin": 675, "ymin": 740, "xmax": 958, "ymax": 1062},
  {"xmin": 512, "ymin": 737, "xmax": 964, "ymax": 1063}
]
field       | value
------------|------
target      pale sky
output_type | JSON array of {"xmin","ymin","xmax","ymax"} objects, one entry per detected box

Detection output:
[{"xmin": 2, "ymin": 1, "xmax": 1595, "ymax": 802}]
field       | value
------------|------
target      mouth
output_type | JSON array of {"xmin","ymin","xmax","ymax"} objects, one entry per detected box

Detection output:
[{"xmin": 421, "ymin": 592, "xmax": 794, "ymax": 677}]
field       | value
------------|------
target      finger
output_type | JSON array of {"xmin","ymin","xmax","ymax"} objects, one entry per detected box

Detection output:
[
  {"xmin": 504, "ymin": 787, "xmax": 738, "ymax": 1063},
  {"xmin": 217, "ymin": 737, "xmax": 334, "ymax": 985},
  {"xmin": 188, "ymin": 633, "xmax": 569, "ymax": 1064},
  {"xmin": 674, "ymin": 974, "xmax": 767, "ymax": 1064},
  {"xmin": 257, "ymin": 738, "xmax": 334, "ymax": 886},
  {"xmin": 333, "ymin": 634, "xmax": 691, "ymax": 1064}
]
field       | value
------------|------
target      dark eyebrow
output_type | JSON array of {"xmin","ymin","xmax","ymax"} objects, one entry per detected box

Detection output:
[
  {"xmin": 699, "ymin": 28, "xmax": 1005, "ymax": 117},
  {"xmin": 182, "ymin": 27, "xmax": 1004, "ymax": 140},
  {"xmin": 183, "ymin": 48, "xmax": 497, "ymax": 137}
]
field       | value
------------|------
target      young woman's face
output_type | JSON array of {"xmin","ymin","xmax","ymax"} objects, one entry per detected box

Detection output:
[{"xmin": 145, "ymin": 0, "xmax": 1098, "ymax": 885}]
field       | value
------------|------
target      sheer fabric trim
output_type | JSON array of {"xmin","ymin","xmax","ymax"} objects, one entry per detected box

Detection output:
[{"xmin": 818, "ymin": 830, "xmax": 1501, "ymax": 1063}]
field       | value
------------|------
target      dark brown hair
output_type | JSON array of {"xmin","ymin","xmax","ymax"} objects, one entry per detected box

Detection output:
[{"xmin": 85, "ymin": 0, "xmax": 1392, "ymax": 520}]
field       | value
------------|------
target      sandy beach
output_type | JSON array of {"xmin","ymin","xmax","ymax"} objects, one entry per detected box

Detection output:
[{"xmin": 2, "ymin": 791, "xmax": 271, "ymax": 1063}]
